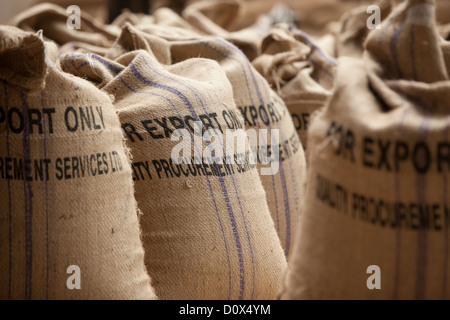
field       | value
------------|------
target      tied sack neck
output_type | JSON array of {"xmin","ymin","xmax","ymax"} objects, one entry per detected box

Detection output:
[
  {"xmin": 364, "ymin": 0, "xmax": 450, "ymax": 113},
  {"xmin": 105, "ymin": 23, "xmax": 172, "ymax": 65},
  {"xmin": 0, "ymin": 26, "xmax": 47, "ymax": 94}
]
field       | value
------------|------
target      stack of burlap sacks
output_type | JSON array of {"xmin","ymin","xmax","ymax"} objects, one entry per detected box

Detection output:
[{"xmin": 1, "ymin": 0, "xmax": 449, "ymax": 300}]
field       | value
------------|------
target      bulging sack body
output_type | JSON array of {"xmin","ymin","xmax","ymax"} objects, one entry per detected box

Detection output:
[
  {"xmin": 167, "ymin": 36, "xmax": 307, "ymax": 258},
  {"xmin": 0, "ymin": 27, "xmax": 156, "ymax": 300},
  {"xmin": 253, "ymin": 24, "xmax": 336, "ymax": 150},
  {"xmin": 282, "ymin": 0, "xmax": 450, "ymax": 300},
  {"xmin": 103, "ymin": 24, "xmax": 307, "ymax": 258},
  {"xmin": 61, "ymin": 49, "xmax": 287, "ymax": 300}
]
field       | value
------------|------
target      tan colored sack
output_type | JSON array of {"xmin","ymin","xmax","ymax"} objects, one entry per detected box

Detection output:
[
  {"xmin": 184, "ymin": 0, "xmax": 241, "ymax": 32},
  {"xmin": 282, "ymin": 0, "xmax": 450, "ymax": 300},
  {"xmin": 104, "ymin": 24, "xmax": 307, "ymax": 257},
  {"xmin": 61, "ymin": 48, "xmax": 287, "ymax": 300},
  {"xmin": 111, "ymin": 7, "xmax": 202, "ymax": 46},
  {"xmin": 0, "ymin": 26, "xmax": 156, "ymax": 300},
  {"xmin": 134, "ymin": 9, "xmax": 202, "ymax": 43},
  {"xmin": 10, "ymin": 3, "xmax": 119, "ymax": 47},
  {"xmin": 164, "ymin": 36, "xmax": 307, "ymax": 258},
  {"xmin": 253, "ymin": 24, "xmax": 336, "ymax": 149}
]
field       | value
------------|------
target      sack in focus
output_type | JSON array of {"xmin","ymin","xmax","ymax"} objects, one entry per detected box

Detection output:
[
  {"xmin": 281, "ymin": 0, "xmax": 450, "ymax": 300},
  {"xmin": 0, "ymin": 26, "xmax": 156, "ymax": 300},
  {"xmin": 61, "ymin": 46, "xmax": 287, "ymax": 300}
]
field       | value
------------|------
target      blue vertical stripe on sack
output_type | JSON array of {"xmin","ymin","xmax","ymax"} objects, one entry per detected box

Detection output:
[
  {"xmin": 129, "ymin": 63, "xmax": 247, "ymax": 300},
  {"xmin": 216, "ymin": 38, "xmax": 293, "ymax": 255},
  {"xmin": 141, "ymin": 56, "xmax": 256, "ymax": 299},
  {"xmin": 387, "ymin": 16, "xmax": 406, "ymax": 299},
  {"xmin": 392, "ymin": 100, "xmax": 412, "ymax": 300},
  {"xmin": 199, "ymin": 40, "xmax": 282, "ymax": 241},
  {"xmin": 21, "ymin": 93, "xmax": 34, "ymax": 300}
]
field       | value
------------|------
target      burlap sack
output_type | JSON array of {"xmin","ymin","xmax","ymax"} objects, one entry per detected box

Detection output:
[
  {"xmin": 161, "ymin": 36, "xmax": 308, "ymax": 258},
  {"xmin": 313, "ymin": 0, "xmax": 448, "ymax": 58},
  {"xmin": 110, "ymin": 7, "xmax": 202, "ymax": 50},
  {"xmin": 128, "ymin": 8, "xmax": 203, "ymax": 43},
  {"xmin": 0, "ymin": 26, "xmax": 156, "ymax": 300},
  {"xmin": 281, "ymin": 0, "xmax": 450, "ymax": 300},
  {"xmin": 253, "ymin": 24, "xmax": 336, "ymax": 149},
  {"xmin": 102, "ymin": 23, "xmax": 306, "ymax": 258},
  {"xmin": 10, "ymin": 3, "xmax": 119, "ymax": 47},
  {"xmin": 61, "ymin": 49, "xmax": 287, "ymax": 300},
  {"xmin": 185, "ymin": 0, "xmax": 241, "ymax": 32}
]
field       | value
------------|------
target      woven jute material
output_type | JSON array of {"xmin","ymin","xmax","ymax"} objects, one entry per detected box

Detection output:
[
  {"xmin": 61, "ymin": 48, "xmax": 287, "ymax": 300},
  {"xmin": 281, "ymin": 0, "xmax": 450, "ymax": 300},
  {"xmin": 102, "ymin": 26, "xmax": 307, "ymax": 254},
  {"xmin": 0, "ymin": 27, "xmax": 156, "ymax": 300}
]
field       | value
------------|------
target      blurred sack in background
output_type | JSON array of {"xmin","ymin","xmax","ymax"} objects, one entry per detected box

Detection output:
[
  {"xmin": 253, "ymin": 24, "xmax": 336, "ymax": 150},
  {"xmin": 281, "ymin": 0, "xmax": 450, "ymax": 300}
]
